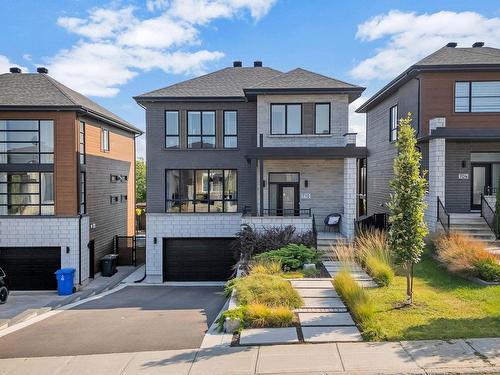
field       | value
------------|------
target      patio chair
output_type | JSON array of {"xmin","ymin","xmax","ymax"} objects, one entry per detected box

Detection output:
[{"xmin": 324, "ymin": 213, "xmax": 341, "ymax": 232}]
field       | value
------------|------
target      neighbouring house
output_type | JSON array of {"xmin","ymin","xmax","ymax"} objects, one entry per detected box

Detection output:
[
  {"xmin": 134, "ymin": 61, "xmax": 366, "ymax": 283},
  {"xmin": 0, "ymin": 67, "xmax": 142, "ymax": 290},
  {"xmin": 357, "ymin": 42, "xmax": 500, "ymax": 249}
]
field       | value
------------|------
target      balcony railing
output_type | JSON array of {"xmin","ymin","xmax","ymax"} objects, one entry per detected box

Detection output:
[
  {"xmin": 484, "ymin": 186, "xmax": 497, "ymax": 196},
  {"xmin": 242, "ymin": 206, "xmax": 311, "ymax": 217}
]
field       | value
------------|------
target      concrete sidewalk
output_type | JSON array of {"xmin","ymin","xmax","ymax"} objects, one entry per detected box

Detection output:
[{"xmin": 0, "ymin": 338, "xmax": 498, "ymax": 374}]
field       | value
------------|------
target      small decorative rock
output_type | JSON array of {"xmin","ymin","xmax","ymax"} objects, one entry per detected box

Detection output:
[{"xmin": 303, "ymin": 263, "xmax": 316, "ymax": 271}]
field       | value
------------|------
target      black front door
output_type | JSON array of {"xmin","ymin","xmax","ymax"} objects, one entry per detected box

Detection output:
[
  {"xmin": 471, "ymin": 164, "xmax": 491, "ymax": 210},
  {"xmin": 277, "ymin": 183, "xmax": 299, "ymax": 216}
]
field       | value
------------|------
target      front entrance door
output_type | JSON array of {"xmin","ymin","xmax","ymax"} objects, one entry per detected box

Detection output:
[
  {"xmin": 471, "ymin": 164, "xmax": 491, "ymax": 210},
  {"xmin": 277, "ymin": 183, "xmax": 299, "ymax": 216}
]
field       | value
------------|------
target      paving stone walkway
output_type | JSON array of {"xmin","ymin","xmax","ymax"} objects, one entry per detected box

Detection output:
[{"xmin": 324, "ymin": 260, "xmax": 378, "ymax": 288}]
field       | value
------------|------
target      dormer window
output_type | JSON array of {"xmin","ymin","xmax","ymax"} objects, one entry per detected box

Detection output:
[{"xmin": 271, "ymin": 104, "xmax": 302, "ymax": 135}]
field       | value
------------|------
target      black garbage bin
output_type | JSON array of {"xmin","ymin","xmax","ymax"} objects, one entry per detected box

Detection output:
[{"xmin": 100, "ymin": 254, "xmax": 118, "ymax": 277}]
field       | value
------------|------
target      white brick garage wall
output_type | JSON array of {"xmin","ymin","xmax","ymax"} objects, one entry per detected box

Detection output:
[
  {"xmin": 0, "ymin": 216, "xmax": 90, "ymax": 286},
  {"xmin": 146, "ymin": 213, "xmax": 242, "ymax": 283}
]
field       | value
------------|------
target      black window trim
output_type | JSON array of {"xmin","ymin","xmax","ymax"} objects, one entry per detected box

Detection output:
[
  {"xmin": 270, "ymin": 103, "xmax": 303, "ymax": 135},
  {"xmin": 454, "ymin": 80, "xmax": 500, "ymax": 113},
  {"xmin": 314, "ymin": 102, "xmax": 331, "ymax": 135},
  {"xmin": 165, "ymin": 110, "xmax": 180, "ymax": 149},
  {"xmin": 79, "ymin": 120, "xmax": 86, "ymax": 165},
  {"xmin": 223, "ymin": 110, "xmax": 238, "ymax": 149},
  {"xmin": 389, "ymin": 104, "xmax": 398, "ymax": 142},
  {"xmin": 79, "ymin": 171, "xmax": 86, "ymax": 214},
  {"xmin": 101, "ymin": 127, "xmax": 110, "ymax": 152},
  {"xmin": 165, "ymin": 168, "xmax": 238, "ymax": 213},
  {"xmin": 187, "ymin": 110, "xmax": 216, "ymax": 149}
]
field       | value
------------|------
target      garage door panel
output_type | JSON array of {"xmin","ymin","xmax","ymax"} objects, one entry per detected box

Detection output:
[
  {"xmin": 163, "ymin": 238, "xmax": 236, "ymax": 281},
  {"xmin": 0, "ymin": 247, "xmax": 61, "ymax": 290}
]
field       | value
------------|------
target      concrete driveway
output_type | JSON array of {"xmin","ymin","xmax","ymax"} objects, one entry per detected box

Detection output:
[{"xmin": 0, "ymin": 285, "xmax": 226, "ymax": 358}]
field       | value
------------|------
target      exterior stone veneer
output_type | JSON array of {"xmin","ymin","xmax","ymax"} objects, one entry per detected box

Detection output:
[
  {"xmin": 342, "ymin": 158, "xmax": 357, "ymax": 239},
  {"xmin": 426, "ymin": 118, "xmax": 446, "ymax": 232},
  {"xmin": 0, "ymin": 216, "xmax": 90, "ymax": 286}
]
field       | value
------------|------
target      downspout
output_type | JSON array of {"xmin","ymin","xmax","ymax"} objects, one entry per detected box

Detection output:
[
  {"xmin": 416, "ymin": 76, "xmax": 421, "ymax": 137},
  {"xmin": 78, "ymin": 214, "xmax": 82, "ymax": 285}
]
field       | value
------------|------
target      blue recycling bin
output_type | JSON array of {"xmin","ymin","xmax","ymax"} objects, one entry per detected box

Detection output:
[{"xmin": 55, "ymin": 268, "xmax": 75, "ymax": 296}]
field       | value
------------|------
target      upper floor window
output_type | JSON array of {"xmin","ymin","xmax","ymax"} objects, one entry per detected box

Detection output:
[
  {"xmin": 101, "ymin": 128, "xmax": 110, "ymax": 152},
  {"xmin": 224, "ymin": 111, "xmax": 237, "ymax": 148},
  {"xmin": 0, "ymin": 171, "xmax": 54, "ymax": 215},
  {"xmin": 315, "ymin": 103, "xmax": 330, "ymax": 134},
  {"xmin": 79, "ymin": 171, "xmax": 86, "ymax": 214},
  {"xmin": 79, "ymin": 121, "xmax": 85, "ymax": 165},
  {"xmin": 187, "ymin": 111, "xmax": 215, "ymax": 149},
  {"xmin": 0, "ymin": 120, "xmax": 54, "ymax": 164},
  {"xmin": 390, "ymin": 105, "xmax": 398, "ymax": 142},
  {"xmin": 271, "ymin": 104, "xmax": 301, "ymax": 135},
  {"xmin": 455, "ymin": 81, "xmax": 500, "ymax": 112},
  {"xmin": 166, "ymin": 169, "xmax": 237, "ymax": 213},
  {"xmin": 165, "ymin": 111, "xmax": 179, "ymax": 149}
]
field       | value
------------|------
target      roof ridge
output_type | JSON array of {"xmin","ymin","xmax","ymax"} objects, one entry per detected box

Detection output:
[
  {"xmin": 289, "ymin": 67, "xmax": 363, "ymax": 88},
  {"xmin": 41, "ymin": 74, "xmax": 78, "ymax": 106},
  {"xmin": 456, "ymin": 47, "xmax": 500, "ymax": 59}
]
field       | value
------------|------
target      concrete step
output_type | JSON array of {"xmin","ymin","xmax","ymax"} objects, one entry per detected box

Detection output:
[{"xmin": 449, "ymin": 213, "xmax": 481, "ymax": 219}]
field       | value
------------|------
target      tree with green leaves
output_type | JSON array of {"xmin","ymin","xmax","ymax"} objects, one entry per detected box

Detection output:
[
  {"xmin": 136, "ymin": 158, "xmax": 146, "ymax": 203},
  {"xmin": 388, "ymin": 113, "xmax": 428, "ymax": 305},
  {"xmin": 496, "ymin": 176, "xmax": 500, "ymax": 238}
]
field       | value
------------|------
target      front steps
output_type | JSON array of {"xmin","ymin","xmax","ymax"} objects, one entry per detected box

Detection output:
[
  {"xmin": 316, "ymin": 231, "xmax": 346, "ymax": 259},
  {"xmin": 449, "ymin": 213, "xmax": 500, "ymax": 258}
]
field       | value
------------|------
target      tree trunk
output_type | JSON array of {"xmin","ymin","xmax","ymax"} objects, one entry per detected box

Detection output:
[{"xmin": 405, "ymin": 262, "xmax": 414, "ymax": 305}]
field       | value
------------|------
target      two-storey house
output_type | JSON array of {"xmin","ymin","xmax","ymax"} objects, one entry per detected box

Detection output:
[
  {"xmin": 135, "ymin": 61, "xmax": 366, "ymax": 282},
  {"xmin": 0, "ymin": 67, "xmax": 141, "ymax": 290},
  {"xmin": 358, "ymin": 43, "xmax": 500, "ymax": 246}
]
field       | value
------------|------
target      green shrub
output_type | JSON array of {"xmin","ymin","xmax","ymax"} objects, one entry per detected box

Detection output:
[
  {"xmin": 474, "ymin": 259, "xmax": 500, "ymax": 282},
  {"xmin": 231, "ymin": 273, "xmax": 303, "ymax": 308},
  {"xmin": 365, "ymin": 255, "xmax": 394, "ymax": 286},
  {"xmin": 216, "ymin": 307, "xmax": 245, "ymax": 332},
  {"xmin": 253, "ymin": 244, "xmax": 320, "ymax": 271},
  {"xmin": 244, "ymin": 303, "xmax": 295, "ymax": 328}
]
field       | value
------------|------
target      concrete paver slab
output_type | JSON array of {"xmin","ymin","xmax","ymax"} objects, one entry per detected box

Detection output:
[
  {"xmin": 122, "ymin": 349, "xmax": 197, "ymax": 375},
  {"xmin": 337, "ymin": 342, "xmax": 423, "ymax": 373},
  {"xmin": 240, "ymin": 328, "xmax": 298, "ymax": 345},
  {"xmin": 466, "ymin": 338, "xmax": 500, "ymax": 366},
  {"xmin": 298, "ymin": 312, "xmax": 355, "ymax": 326},
  {"xmin": 59, "ymin": 353, "xmax": 132, "ymax": 375},
  {"xmin": 256, "ymin": 343, "xmax": 343, "ymax": 374},
  {"xmin": 302, "ymin": 326, "xmax": 362, "ymax": 342},
  {"xmin": 296, "ymin": 288, "xmax": 338, "ymax": 298},
  {"xmin": 4, "ymin": 356, "xmax": 71, "ymax": 375},
  {"xmin": 302, "ymin": 297, "xmax": 346, "ymax": 309},
  {"xmin": 189, "ymin": 347, "xmax": 259, "ymax": 375},
  {"xmin": 401, "ymin": 339, "xmax": 488, "ymax": 369},
  {"xmin": 0, "ymin": 358, "xmax": 28, "ymax": 375},
  {"xmin": 290, "ymin": 280, "xmax": 333, "ymax": 289}
]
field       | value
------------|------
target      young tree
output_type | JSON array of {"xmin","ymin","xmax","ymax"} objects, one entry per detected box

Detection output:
[
  {"xmin": 496, "ymin": 176, "xmax": 500, "ymax": 238},
  {"xmin": 388, "ymin": 113, "xmax": 428, "ymax": 305},
  {"xmin": 136, "ymin": 158, "xmax": 146, "ymax": 203}
]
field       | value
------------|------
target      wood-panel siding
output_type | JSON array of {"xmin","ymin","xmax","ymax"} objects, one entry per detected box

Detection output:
[{"xmin": 421, "ymin": 71, "xmax": 500, "ymax": 136}]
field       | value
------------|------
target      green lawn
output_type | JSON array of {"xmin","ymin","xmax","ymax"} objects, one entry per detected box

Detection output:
[{"xmin": 365, "ymin": 254, "xmax": 500, "ymax": 341}]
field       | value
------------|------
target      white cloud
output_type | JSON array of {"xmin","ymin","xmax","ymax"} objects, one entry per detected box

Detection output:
[
  {"xmin": 349, "ymin": 97, "xmax": 367, "ymax": 147},
  {"xmin": 0, "ymin": 55, "xmax": 27, "ymax": 73},
  {"xmin": 351, "ymin": 10, "xmax": 500, "ymax": 81},
  {"xmin": 51, "ymin": 0, "xmax": 276, "ymax": 97}
]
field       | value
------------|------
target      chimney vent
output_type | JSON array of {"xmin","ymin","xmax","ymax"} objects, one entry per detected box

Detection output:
[
  {"xmin": 233, "ymin": 61, "xmax": 242, "ymax": 67},
  {"xmin": 37, "ymin": 67, "xmax": 48, "ymax": 74},
  {"xmin": 9, "ymin": 67, "xmax": 21, "ymax": 73},
  {"xmin": 446, "ymin": 42, "xmax": 457, "ymax": 48},
  {"xmin": 253, "ymin": 61, "xmax": 263, "ymax": 67},
  {"xmin": 472, "ymin": 42, "xmax": 484, "ymax": 48}
]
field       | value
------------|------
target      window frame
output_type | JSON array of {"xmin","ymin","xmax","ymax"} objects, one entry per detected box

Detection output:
[
  {"xmin": 79, "ymin": 171, "xmax": 86, "ymax": 214},
  {"xmin": 270, "ymin": 103, "xmax": 303, "ymax": 135},
  {"xmin": 314, "ymin": 102, "xmax": 331, "ymax": 134},
  {"xmin": 223, "ymin": 110, "xmax": 238, "ymax": 149},
  {"xmin": 0, "ymin": 119, "xmax": 54, "ymax": 164},
  {"xmin": 187, "ymin": 110, "xmax": 216, "ymax": 149},
  {"xmin": 79, "ymin": 121, "xmax": 86, "ymax": 165},
  {"xmin": 101, "ymin": 128, "xmax": 110, "ymax": 152},
  {"xmin": 165, "ymin": 110, "xmax": 180, "ymax": 149},
  {"xmin": 165, "ymin": 168, "xmax": 238, "ymax": 213},
  {"xmin": 454, "ymin": 80, "xmax": 500, "ymax": 113},
  {"xmin": 389, "ymin": 105, "xmax": 398, "ymax": 142}
]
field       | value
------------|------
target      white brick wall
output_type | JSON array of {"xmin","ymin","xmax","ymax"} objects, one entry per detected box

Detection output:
[
  {"xmin": 0, "ymin": 216, "xmax": 90, "ymax": 285},
  {"xmin": 257, "ymin": 94, "xmax": 349, "ymax": 147},
  {"xmin": 242, "ymin": 216, "xmax": 313, "ymax": 234},
  {"xmin": 342, "ymin": 158, "xmax": 357, "ymax": 239},
  {"xmin": 426, "ymin": 118, "xmax": 446, "ymax": 232}
]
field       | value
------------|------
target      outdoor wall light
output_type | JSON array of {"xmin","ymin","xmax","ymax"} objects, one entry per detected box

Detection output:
[
  {"xmin": 66, "ymin": 246, "xmax": 70, "ymax": 254},
  {"xmin": 304, "ymin": 180, "xmax": 309, "ymax": 188},
  {"xmin": 154, "ymin": 237, "xmax": 157, "ymax": 244},
  {"xmin": 461, "ymin": 160, "xmax": 467, "ymax": 168}
]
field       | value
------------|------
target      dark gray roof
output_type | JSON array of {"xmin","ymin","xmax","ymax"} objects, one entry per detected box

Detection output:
[
  {"xmin": 357, "ymin": 45, "xmax": 500, "ymax": 113},
  {"xmin": 248, "ymin": 68, "xmax": 363, "ymax": 90},
  {"xmin": 0, "ymin": 72, "xmax": 141, "ymax": 134},
  {"xmin": 135, "ymin": 67, "xmax": 282, "ymax": 100}
]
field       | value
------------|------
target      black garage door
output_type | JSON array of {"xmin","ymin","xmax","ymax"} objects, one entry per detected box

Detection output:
[
  {"xmin": 163, "ymin": 238, "xmax": 237, "ymax": 281},
  {"xmin": 0, "ymin": 247, "xmax": 61, "ymax": 290}
]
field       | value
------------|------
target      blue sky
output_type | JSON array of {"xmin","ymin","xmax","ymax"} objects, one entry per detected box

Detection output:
[{"xmin": 1, "ymin": 0, "xmax": 500, "ymax": 158}]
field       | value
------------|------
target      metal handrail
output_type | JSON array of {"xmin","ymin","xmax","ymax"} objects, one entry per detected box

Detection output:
[
  {"xmin": 312, "ymin": 214, "xmax": 318, "ymax": 249},
  {"xmin": 437, "ymin": 197, "xmax": 450, "ymax": 234},
  {"xmin": 261, "ymin": 208, "xmax": 312, "ymax": 217},
  {"xmin": 484, "ymin": 186, "xmax": 497, "ymax": 196},
  {"xmin": 480, "ymin": 194, "xmax": 498, "ymax": 239}
]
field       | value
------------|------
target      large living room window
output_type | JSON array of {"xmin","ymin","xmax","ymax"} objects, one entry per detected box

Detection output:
[
  {"xmin": 0, "ymin": 120, "xmax": 54, "ymax": 164},
  {"xmin": 166, "ymin": 169, "xmax": 237, "ymax": 213},
  {"xmin": 165, "ymin": 111, "xmax": 179, "ymax": 149},
  {"xmin": 271, "ymin": 104, "xmax": 302, "ymax": 135},
  {"xmin": 187, "ymin": 111, "xmax": 216, "ymax": 149},
  {"xmin": 0, "ymin": 172, "xmax": 54, "ymax": 215},
  {"xmin": 455, "ymin": 81, "xmax": 500, "ymax": 112}
]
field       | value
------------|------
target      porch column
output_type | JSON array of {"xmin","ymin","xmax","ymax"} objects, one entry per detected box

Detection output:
[
  {"xmin": 259, "ymin": 159, "xmax": 264, "ymax": 216},
  {"xmin": 342, "ymin": 158, "xmax": 357, "ymax": 240},
  {"xmin": 426, "ymin": 118, "xmax": 446, "ymax": 233}
]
